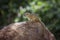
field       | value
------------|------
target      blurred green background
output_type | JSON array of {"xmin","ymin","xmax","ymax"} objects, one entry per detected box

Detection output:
[{"xmin": 0, "ymin": 0, "xmax": 60, "ymax": 40}]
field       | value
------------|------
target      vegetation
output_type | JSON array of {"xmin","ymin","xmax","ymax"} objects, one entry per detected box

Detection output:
[{"xmin": 0, "ymin": 0, "xmax": 60, "ymax": 40}]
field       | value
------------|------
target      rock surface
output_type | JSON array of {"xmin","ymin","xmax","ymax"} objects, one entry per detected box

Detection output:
[{"xmin": 0, "ymin": 21, "xmax": 56, "ymax": 40}]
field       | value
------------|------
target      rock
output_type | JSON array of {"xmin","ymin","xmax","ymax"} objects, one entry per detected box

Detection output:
[{"xmin": 0, "ymin": 21, "xmax": 56, "ymax": 40}]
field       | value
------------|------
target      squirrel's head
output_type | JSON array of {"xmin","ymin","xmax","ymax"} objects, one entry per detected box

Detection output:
[
  {"xmin": 23, "ymin": 13, "xmax": 31, "ymax": 20},
  {"xmin": 24, "ymin": 13, "xmax": 32, "ymax": 18},
  {"xmin": 24, "ymin": 13, "xmax": 30, "ymax": 16}
]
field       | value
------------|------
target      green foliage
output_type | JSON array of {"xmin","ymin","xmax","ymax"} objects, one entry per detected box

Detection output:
[{"xmin": 0, "ymin": 0, "xmax": 60, "ymax": 40}]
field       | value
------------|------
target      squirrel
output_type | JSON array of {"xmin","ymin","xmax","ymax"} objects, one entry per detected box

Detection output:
[{"xmin": 24, "ymin": 13, "xmax": 41, "ymax": 22}]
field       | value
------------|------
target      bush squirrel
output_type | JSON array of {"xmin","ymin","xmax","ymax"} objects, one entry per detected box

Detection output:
[{"xmin": 24, "ymin": 13, "xmax": 41, "ymax": 22}]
